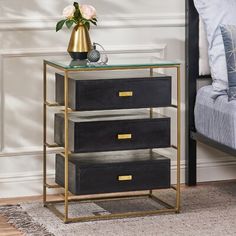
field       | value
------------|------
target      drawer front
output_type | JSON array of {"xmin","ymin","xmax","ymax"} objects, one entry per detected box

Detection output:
[
  {"xmin": 54, "ymin": 116, "xmax": 170, "ymax": 153},
  {"xmin": 55, "ymin": 153, "xmax": 170, "ymax": 195},
  {"xmin": 79, "ymin": 163, "xmax": 170, "ymax": 194},
  {"xmin": 56, "ymin": 74, "xmax": 171, "ymax": 111},
  {"xmin": 75, "ymin": 119, "xmax": 170, "ymax": 152}
]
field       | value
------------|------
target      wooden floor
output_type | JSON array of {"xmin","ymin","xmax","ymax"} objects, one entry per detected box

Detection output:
[
  {"xmin": 0, "ymin": 216, "xmax": 23, "ymax": 236},
  {"xmin": 0, "ymin": 196, "xmax": 44, "ymax": 236},
  {"xmin": 0, "ymin": 195, "xmax": 43, "ymax": 206}
]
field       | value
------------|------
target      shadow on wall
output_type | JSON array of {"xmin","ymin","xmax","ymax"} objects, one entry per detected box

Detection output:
[{"xmin": 0, "ymin": 0, "xmax": 136, "ymax": 151}]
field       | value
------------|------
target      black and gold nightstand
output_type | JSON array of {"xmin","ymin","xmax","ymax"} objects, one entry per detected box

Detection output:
[{"xmin": 43, "ymin": 57, "xmax": 181, "ymax": 223}]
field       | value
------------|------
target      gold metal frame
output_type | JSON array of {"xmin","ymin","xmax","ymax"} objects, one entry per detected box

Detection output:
[{"xmin": 43, "ymin": 60, "xmax": 181, "ymax": 223}]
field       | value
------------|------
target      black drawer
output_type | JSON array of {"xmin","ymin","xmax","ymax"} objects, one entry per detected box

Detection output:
[
  {"xmin": 54, "ymin": 111, "xmax": 170, "ymax": 153},
  {"xmin": 55, "ymin": 71, "xmax": 171, "ymax": 111},
  {"xmin": 55, "ymin": 150, "xmax": 171, "ymax": 195}
]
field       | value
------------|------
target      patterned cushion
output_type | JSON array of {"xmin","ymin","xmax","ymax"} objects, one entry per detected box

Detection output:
[{"xmin": 220, "ymin": 25, "xmax": 236, "ymax": 101}]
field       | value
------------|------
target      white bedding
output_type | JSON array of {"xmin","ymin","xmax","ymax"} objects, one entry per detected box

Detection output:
[{"xmin": 195, "ymin": 85, "xmax": 236, "ymax": 148}]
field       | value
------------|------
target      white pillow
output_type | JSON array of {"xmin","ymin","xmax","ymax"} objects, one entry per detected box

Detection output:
[
  {"xmin": 194, "ymin": 0, "xmax": 236, "ymax": 92},
  {"xmin": 199, "ymin": 18, "xmax": 210, "ymax": 76}
]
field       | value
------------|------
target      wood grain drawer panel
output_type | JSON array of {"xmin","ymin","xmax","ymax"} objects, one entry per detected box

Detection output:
[
  {"xmin": 55, "ymin": 72, "xmax": 171, "ymax": 111},
  {"xmin": 54, "ymin": 113, "xmax": 170, "ymax": 153},
  {"xmin": 55, "ymin": 150, "xmax": 171, "ymax": 195}
]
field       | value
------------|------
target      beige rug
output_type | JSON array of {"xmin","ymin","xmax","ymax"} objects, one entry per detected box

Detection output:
[{"xmin": 1, "ymin": 182, "xmax": 236, "ymax": 236}]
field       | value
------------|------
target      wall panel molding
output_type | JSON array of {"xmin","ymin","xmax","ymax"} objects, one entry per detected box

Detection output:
[
  {"xmin": 0, "ymin": 13, "xmax": 185, "ymax": 31},
  {"xmin": 0, "ymin": 44, "xmax": 167, "ymax": 58}
]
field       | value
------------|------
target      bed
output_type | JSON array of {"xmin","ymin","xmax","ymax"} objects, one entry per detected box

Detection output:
[
  {"xmin": 185, "ymin": 0, "xmax": 236, "ymax": 185},
  {"xmin": 195, "ymin": 85, "xmax": 236, "ymax": 149}
]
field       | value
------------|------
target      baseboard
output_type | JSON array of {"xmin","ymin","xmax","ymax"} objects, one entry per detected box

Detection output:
[
  {"xmin": 0, "ymin": 171, "xmax": 55, "ymax": 198},
  {"xmin": 196, "ymin": 159, "xmax": 236, "ymax": 182}
]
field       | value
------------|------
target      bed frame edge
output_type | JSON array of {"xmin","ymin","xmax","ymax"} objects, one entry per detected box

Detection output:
[{"xmin": 185, "ymin": 0, "xmax": 198, "ymax": 186}]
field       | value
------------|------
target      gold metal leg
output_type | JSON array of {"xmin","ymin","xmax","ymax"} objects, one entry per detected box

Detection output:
[
  {"xmin": 64, "ymin": 70, "xmax": 69, "ymax": 222},
  {"xmin": 176, "ymin": 65, "xmax": 181, "ymax": 213},
  {"xmin": 43, "ymin": 62, "xmax": 47, "ymax": 206},
  {"xmin": 149, "ymin": 67, "xmax": 154, "ymax": 196}
]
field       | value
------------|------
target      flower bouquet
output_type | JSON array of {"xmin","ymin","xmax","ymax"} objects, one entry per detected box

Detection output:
[
  {"xmin": 56, "ymin": 2, "xmax": 97, "ymax": 60},
  {"xmin": 56, "ymin": 2, "xmax": 97, "ymax": 31}
]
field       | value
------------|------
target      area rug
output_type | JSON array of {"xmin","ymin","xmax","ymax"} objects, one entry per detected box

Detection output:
[{"xmin": 0, "ymin": 182, "xmax": 236, "ymax": 236}]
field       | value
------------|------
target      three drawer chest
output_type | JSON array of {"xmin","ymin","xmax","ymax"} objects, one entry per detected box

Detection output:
[{"xmin": 43, "ymin": 58, "xmax": 181, "ymax": 223}]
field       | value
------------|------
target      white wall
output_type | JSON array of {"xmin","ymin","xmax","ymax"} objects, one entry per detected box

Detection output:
[{"xmin": 0, "ymin": 0, "xmax": 235, "ymax": 198}]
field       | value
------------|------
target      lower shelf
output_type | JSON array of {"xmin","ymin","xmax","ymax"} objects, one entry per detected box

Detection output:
[
  {"xmin": 45, "ymin": 192, "xmax": 177, "ymax": 223},
  {"xmin": 55, "ymin": 150, "xmax": 170, "ymax": 195}
]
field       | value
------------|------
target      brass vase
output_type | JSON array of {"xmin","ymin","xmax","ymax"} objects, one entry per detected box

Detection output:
[{"xmin": 67, "ymin": 23, "xmax": 92, "ymax": 60}]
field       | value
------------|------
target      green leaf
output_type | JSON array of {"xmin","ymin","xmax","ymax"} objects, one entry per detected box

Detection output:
[
  {"xmin": 56, "ymin": 19, "xmax": 66, "ymax": 32},
  {"xmin": 66, "ymin": 20, "xmax": 74, "ymax": 29},
  {"xmin": 92, "ymin": 18, "xmax": 97, "ymax": 22},
  {"xmin": 73, "ymin": 2, "xmax": 79, "ymax": 9}
]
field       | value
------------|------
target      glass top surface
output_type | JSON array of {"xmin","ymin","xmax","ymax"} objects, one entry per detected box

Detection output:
[{"xmin": 45, "ymin": 55, "xmax": 180, "ymax": 70}]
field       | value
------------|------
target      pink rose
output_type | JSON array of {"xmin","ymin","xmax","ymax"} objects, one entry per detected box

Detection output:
[
  {"xmin": 80, "ymin": 4, "xmax": 96, "ymax": 20},
  {"xmin": 62, "ymin": 5, "xmax": 75, "ymax": 19}
]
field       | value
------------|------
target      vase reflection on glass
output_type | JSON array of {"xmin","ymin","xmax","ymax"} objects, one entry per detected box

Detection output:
[{"xmin": 67, "ymin": 23, "xmax": 92, "ymax": 60}]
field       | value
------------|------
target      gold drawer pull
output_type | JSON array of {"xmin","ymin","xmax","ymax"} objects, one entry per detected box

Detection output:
[
  {"xmin": 119, "ymin": 91, "xmax": 133, "ymax": 97},
  {"xmin": 117, "ymin": 134, "xmax": 132, "ymax": 140},
  {"xmin": 118, "ymin": 175, "xmax": 133, "ymax": 181}
]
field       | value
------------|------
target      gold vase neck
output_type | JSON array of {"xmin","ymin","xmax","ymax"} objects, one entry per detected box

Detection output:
[{"xmin": 74, "ymin": 22, "xmax": 85, "ymax": 28}]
